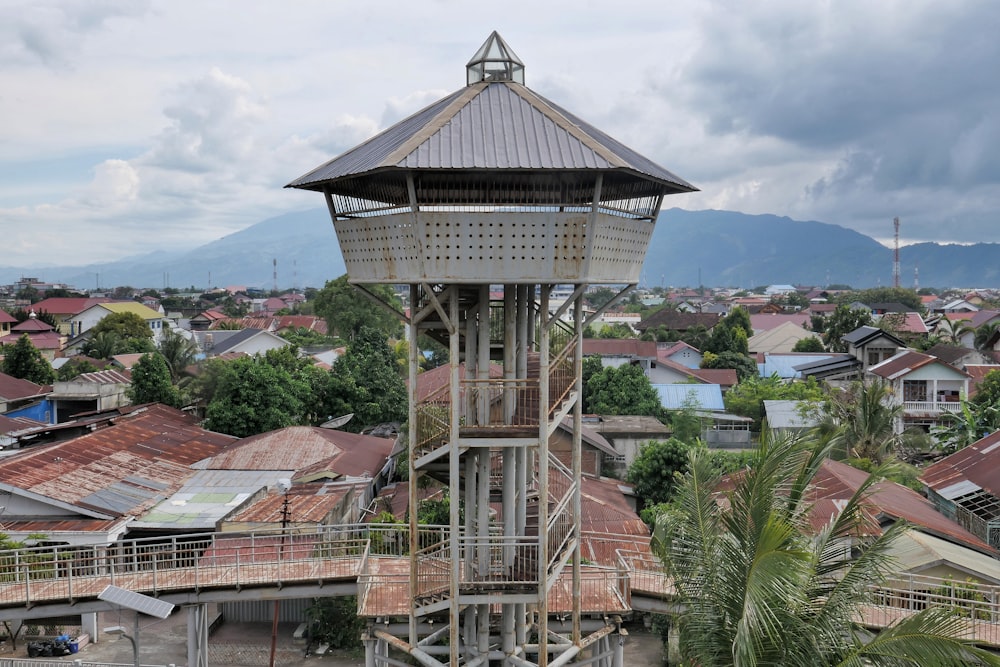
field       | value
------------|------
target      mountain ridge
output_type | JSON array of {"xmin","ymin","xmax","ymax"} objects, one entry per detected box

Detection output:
[{"xmin": 4, "ymin": 208, "xmax": 998, "ymax": 290}]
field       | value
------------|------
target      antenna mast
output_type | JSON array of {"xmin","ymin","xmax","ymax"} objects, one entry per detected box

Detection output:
[{"xmin": 893, "ymin": 217, "xmax": 901, "ymax": 289}]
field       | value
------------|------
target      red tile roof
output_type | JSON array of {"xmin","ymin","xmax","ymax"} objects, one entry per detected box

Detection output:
[{"xmin": 0, "ymin": 310, "xmax": 17, "ymax": 324}]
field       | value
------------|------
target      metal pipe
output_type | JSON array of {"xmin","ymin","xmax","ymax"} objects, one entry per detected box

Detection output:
[{"xmin": 374, "ymin": 630, "xmax": 444, "ymax": 667}]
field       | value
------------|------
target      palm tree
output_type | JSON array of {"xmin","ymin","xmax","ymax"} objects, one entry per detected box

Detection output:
[
  {"xmin": 653, "ymin": 434, "xmax": 1000, "ymax": 667},
  {"xmin": 84, "ymin": 331, "xmax": 122, "ymax": 360},
  {"xmin": 937, "ymin": 317, "xmax": 974, "ymax": 345},
  {"xmin": 974, "ymin": 322, "xmax": 1000, "ymax": 353},
  {"xmin": 820, "ymin": 378, "xmax": 902, "ymax": 463},
  {"xmin": 158, "ymin": 328, "xmax": 199, "ymax": 381}
]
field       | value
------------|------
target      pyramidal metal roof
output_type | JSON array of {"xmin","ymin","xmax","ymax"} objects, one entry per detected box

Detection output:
[{"xmin": 287, "ymin": 33, "xmax": 696, "ymax": 194}]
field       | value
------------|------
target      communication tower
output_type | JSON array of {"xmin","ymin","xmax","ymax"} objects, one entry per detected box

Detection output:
[{"xmin": 287, "ymin": 32, "xmax": 696, "ymax": 666}]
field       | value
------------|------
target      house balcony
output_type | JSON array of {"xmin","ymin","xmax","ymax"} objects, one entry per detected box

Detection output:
[{"xmin": 902, "ymin": 400, "xmax": 963, "ymax": 414}]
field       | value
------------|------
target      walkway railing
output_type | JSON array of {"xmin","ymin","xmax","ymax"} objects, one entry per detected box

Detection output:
[{"xmin": 0, "ymin": 525, "xmax": 997, "ymax": 647}]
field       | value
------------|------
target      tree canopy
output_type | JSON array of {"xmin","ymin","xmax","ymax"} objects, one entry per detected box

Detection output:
[
  {"xmin": 203, "ymin": 353, "xmax": 310, "ymax": 437},
  {"xmin": 817, "ymin": 304, "xmax": 873, "ymax": 352},
  {"xmin": 1, "ymin": 335, "xmax": 54, "ymax": 385},
  {"xmin": 585, "ymin": 363, "xmax": 662, "ymax": 416},
  {"xmin": 723, "ymin": 374, "xmax": 825, "ymax": 432},
  {"xmin": 128, "ymin": 353, "xmax": 182, "ymax": 408},
  {"xmin": 326, "ymin": 326, "xmax": 408, "ymax": 432},
  {"xmin": 312, "ymin": 275, "xmax": 403, "ymax": 340}
]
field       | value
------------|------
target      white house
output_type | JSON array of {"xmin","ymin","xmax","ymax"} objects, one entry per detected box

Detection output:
[
  {"xmin": 67, "ymin": 302, "xmax": 169, "ymax": 343},
  {"xmin": 868, "ymin": 350, "xmax": 970, "ymax": 434}
]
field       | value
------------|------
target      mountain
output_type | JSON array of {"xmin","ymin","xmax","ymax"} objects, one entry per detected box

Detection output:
[
  {"xmin": 1, "ymin": 209, "xmax": 345, "ymax": 290},
  {"xmin": 4, "ymin": 208, "xmax": 999, "ymax": 290}
]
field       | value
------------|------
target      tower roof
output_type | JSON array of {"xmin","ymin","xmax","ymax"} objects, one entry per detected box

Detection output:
[{"xmin": 286, "ymin": 34, "xmax": 696, "ymax": 197}]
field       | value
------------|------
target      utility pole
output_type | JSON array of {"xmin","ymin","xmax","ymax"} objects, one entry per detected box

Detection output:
[{"xmin": 893, "ymin": 217, "xmax": 901, "ymax": 289}]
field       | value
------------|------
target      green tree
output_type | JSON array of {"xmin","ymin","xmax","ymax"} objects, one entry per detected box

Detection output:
[
  {"xmin": 326, "ymin": 326, "xmax": 408, "ymax": 432},
  {"xmin": 585, "ymin": 363, "xmax": 661, "ymax": 416},
  {"xmin": 1, "ymin": 335, "xmax": 54, "ymax": 384},
  {"xmin": 820, "ymin": 304, "xmax": 873, "ymax": 352},
  {"xmin": 652, "ymin": 434, "xmax": 1000, "ymax": 667},
  {"xmin": 837, "ymin": 286, "xmax": 923, "ymax": 312},
  {"xmin": 158, "ymin": 328, "xmax": 199, "ymax": 381},
  {"xmin": 627, "ymin": 438, "xmax": 691, "ymax": 506},
  {"xmin": 84, "ymin": 331, "xmax": 124, "ymax": 360},
  {"xmin": 56, "ymin": 358, "xmax": 99, "ymax": 381},
  {"xmin": 937, "ymin": 318, "xmax": 974, "ymax": 345},
  {"xmin": 91, "ymin": 311, "xmax": 155, "ymax": 340},
  {"xmin": 128, "ymin": 353, "xmax": 182, "ymax": 408},
  {"xmin": 974, "ymin": 322, "xmax": 1000, "ymax": 352},
  {"xmin": 818, "ymin": 378, "xmax": 902, "ymax": 464},
  {"xmin": 971, "ymin": 369, "xmax": 1000, "ymax": 409},
  {"xmin": 791, "ymin": 336, "xmax": 825, "ymax": 352},
  {"xmin": 313, "ymin": 275, "xmax": 403, "ymax": 340},
  {"xmin": 700, "ymin": 350, "xmax": 758, "ymax": 381},
  {"xmin": 724, "ymin": 374, "xmax": 825, "ymax": 432},
  {"xmin": 204, "ymin": 356, "xmax": 309, "ymax": 437}
]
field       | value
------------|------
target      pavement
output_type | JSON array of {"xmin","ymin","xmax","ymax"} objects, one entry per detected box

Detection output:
[{"xmin": 4, "ymin": 607, "xmax": 664, "ymax": 666}]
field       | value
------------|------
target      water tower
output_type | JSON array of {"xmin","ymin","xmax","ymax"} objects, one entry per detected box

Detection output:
[{"xmin": 287, "ymin": 32, "xmax": 695, "ymax": 667}]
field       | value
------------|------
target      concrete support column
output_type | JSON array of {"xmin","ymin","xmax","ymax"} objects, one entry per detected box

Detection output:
[{"xmin": 80, "ymin": 613, "xmax": 98, "ymax": 644}]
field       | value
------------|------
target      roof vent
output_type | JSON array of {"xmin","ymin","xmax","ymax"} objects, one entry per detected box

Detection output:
[{"xmin": 466, "ymin": 31, "xmax": 524, "ymax": 86}]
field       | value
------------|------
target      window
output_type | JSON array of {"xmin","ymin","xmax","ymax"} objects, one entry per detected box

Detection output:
[{"xmin": 903, "ymin": 380, "xmax": 927, "ymax": 402}]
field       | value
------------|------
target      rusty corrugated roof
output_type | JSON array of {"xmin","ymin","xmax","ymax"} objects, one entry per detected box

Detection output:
[
  {"xmin": 0, "ymin": 404, "xmax": 236, "ymax": 518},
  {"xmin": 207, "ymin": 426, "xmax": 393, "ymax": 479},
  {"xmin": 922, "ymin": 430, "xmax": 1000, "ymax": 499}
]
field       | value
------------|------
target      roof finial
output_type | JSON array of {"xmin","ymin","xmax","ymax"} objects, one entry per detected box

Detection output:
[{"xmin": 466, "ymin": 31, "xmax": 524, "ymax": 86}]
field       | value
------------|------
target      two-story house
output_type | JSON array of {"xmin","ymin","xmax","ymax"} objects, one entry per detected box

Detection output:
[
  {"xmin": 67, "ymin": 302, "xmax": 169, "ymax": 343},
  {"xmin": 868, "ymin": 350, "xmax": 970, "ymax": 434}
]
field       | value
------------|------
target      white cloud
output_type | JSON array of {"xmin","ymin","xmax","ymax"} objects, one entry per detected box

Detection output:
[{"xmin": 1, "ymin": 0, "xmax": 999, "ymax": 271}]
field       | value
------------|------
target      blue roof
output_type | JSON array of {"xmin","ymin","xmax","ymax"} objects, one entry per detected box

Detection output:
[
  {"xmin": 653, "ymin": 384, "xmax": 725, "ymax": 411},
  {"xmin": 758, "ymin": 353, "xmax": 837, "ymax": 379}
]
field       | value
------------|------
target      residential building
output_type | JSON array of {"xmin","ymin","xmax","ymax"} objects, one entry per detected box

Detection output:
[
  {"xmin": 49, "ymin": 369, "xmax": 132, "ymax": 422},
  {"xmin": 868, "ymin": 350, "xmax": 970, "ymax": 433},
  {"xmin": 0, "ymin": 372, "xmax": 49, "ymax": 413},
  {"xmin": 67, "ymin": 302, "xmax": 168, "ymax": 342},
  {"xmin": 29, "ymin": 297, "xmax": 113, "ymax": 335}
]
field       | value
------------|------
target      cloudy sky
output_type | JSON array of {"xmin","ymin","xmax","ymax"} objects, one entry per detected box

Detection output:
[{"xmin": 2, "ymin": 0, "xmax": 998, "ymax": 269}]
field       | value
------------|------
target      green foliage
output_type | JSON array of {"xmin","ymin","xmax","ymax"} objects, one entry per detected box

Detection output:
[
  {"xmin": 819, "ymin": 378, "xmax": 902, "ymax": 463},
  {"xmin": 971, "ymin": 369, "xmax": 1000, "ymax": 409},
  {"xmin": 304, "ymin": 596, "xmax": 364, "ymax": 650},
  {"xmin": 700, "ymin": 350, "xmax": 758, "ymax": 381},
  {"xmin": 91, "ymin": 311, "xmax": 155, "ymax": 340},
  {"xmin": 128, "ymin": 353, "xmax": 182, "ymax": 408},
  {"xmin": 1, "ymin": 335, "xmax": 54, "ymax": 384},
  {"xmin": 326, "ymin": 326, "xmax": 407, "ymax": 432},
  {"xmin": 313, "ymin": 275, "xmax": 403, "ymax": 340},
  {"xmin": 203, "ymin": 355, "xmax": 309, "ymax": 437},
  {"xmin": 55, "ymin": 357, "xmax": 99, "ymax": 381},
  {"xmin": 791, "ymin": 336, "xmax": 825, "ymax": 352},
  {"xmin": 627, "ymin": 438, "xmax": 692, "ymax": 506},
  {"xmin": 157, "ymin": 328, "xmax": 199, "ymax": 381},
  {"xmin": 279, "ymin": 326, "xmax": 338, "ymax": 349},
  {"xmin": 818, "ymin": 304, "xmax": 874, "ymax": 352},
  {"xmin": 932, "ymin": 398, "xmax": 1000, "ymax": 454},
  {"xmin": 836, "ymin": 287, "xmax": 924, "ymax": 312},
  {"xmin": 585, "ymin": 363, "xmax": 661, "ymax": 416},
  {"xmin": 724, "ymin": 374, "xmax": 825, "ymax": 432},
  {"xmin": 652, "ymin": 434, "xmax": 1000, "ymax": 667}
]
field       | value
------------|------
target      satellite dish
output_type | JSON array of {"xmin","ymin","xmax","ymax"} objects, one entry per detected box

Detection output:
[{"xmin": 320, "ymin": 413, "xmax": 354, "ymax": 429}]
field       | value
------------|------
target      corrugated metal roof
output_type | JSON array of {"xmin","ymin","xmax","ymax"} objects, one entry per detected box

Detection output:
[
  {"xmin": 206, "ymin": 426, "xmax": 393, "ymax": 479},
  {"xmin": 287, "ymin": 80, "xmax": 695, "ymax": 192},
  {"xmin": 922, "ymin": 430, "xmax": 1000, "ymax": 498},
  {"xmin": 653, "ymin": 383, "xmax": 725, "ymax": 411},
  {"xmin": 0, "ymin": 404, "xmax": 236, "ymax": 518}
]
